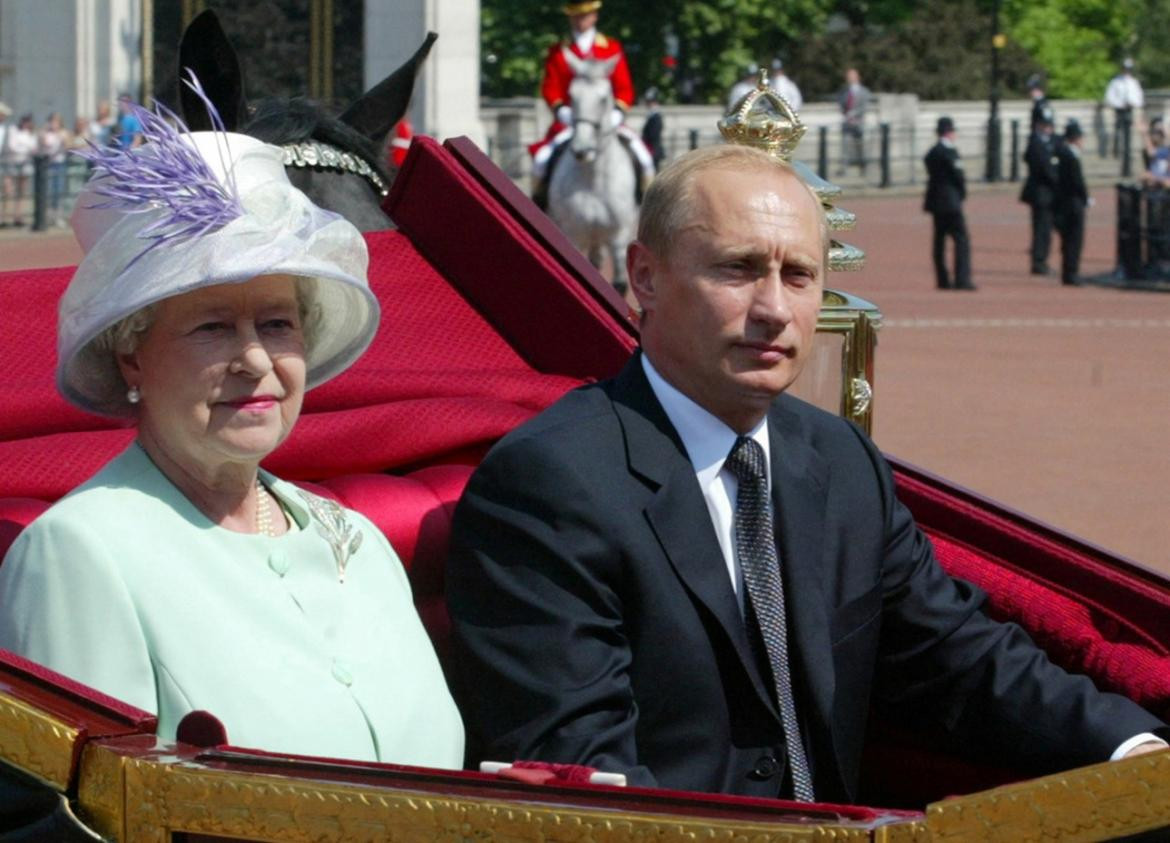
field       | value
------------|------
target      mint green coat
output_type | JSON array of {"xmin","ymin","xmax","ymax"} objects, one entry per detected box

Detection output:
[{"xmin": 0, "ymin": 444, "xmax": 464, "ymax": 767}]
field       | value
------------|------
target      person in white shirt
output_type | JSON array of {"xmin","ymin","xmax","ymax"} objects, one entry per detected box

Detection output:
[
  {"xmin": 769, "ymin": 58, "xmax": 802, "ymax": 113},
  {"xmin": 1104, "ymin": 58, "xmax": 1144, "ymax": 160},
  {"xmin": 38, "ymin": 112, "xmax": 69, "ymax": 226},
  {"xmin": 0, "ymin": 114, "xmax": 36, "ymax": 227},
  {"xmin": 0, "ymin": 102, "xmax": 12, "ymax": 228},
  {"xmin": 727, "ymin": 64, "xmax": 759, "ymax": 110}
]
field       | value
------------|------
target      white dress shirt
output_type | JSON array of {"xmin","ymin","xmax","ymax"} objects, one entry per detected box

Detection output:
[
  {"xmin": 641, "ymin": 354, "xmax": 1164, "ymax": 759},
  {"xmin": 1105, "ymin": 74, "xmax": 1144, "ymax": 110},
  {"xmin": 574, "ymin": 26, "xmax": 597, "ymax": 55},
  {"xmin": 642, "ymin": 354, "xmax": 766, "ymax": 612}
]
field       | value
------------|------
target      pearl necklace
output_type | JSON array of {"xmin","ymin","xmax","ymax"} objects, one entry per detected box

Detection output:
[{"xmin": 256, "ymin": 478, "xmax": 277, "ymax": 537}]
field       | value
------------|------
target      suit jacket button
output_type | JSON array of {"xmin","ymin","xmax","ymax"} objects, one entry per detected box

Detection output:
[{"xmin": 752, "ymin": 755, "xmax": 780, "ymax": 779}]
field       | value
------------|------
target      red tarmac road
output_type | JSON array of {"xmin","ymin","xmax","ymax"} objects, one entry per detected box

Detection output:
[{"xmin": 2, "ymin": 184, "xmax": 1168, "ymax": 576}]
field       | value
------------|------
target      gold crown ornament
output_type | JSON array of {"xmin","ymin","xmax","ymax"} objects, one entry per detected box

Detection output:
[
  {"xmin": 718, "ymin": 67, "xmax": 865, "ymax": 272},
  {"xmin": 718, "ymin": 69, "xmax": 806, "ymax": 159},
  {"xmin": 563, "ymin": 1, "xmax": 602, "ymax": 14}
]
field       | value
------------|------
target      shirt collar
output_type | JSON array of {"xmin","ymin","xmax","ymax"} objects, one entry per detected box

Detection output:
[
  {"xmin": 641, "ymin": 353, "xmax": 770, "ymax": 484},
  {"xmin": 574, "ymin": 27, "xmax": 597, "ymax": 53}
]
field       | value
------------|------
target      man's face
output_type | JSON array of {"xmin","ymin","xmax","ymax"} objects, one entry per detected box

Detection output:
[
  {"xmin": 629, "ymin": 166, "xmax": 825, "ymax": 433},
  {"xmin": 569, "ymin": 11, "xmax": 598, "ymax": 34},
  {"xmin": 846, "ymin": 69, "xmax": 860, "ymax": 86}
]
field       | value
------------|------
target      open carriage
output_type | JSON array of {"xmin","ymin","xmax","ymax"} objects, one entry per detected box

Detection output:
[{"xmin": 0, "ymin": 135, "xmax": 1167, "ymax": 842}]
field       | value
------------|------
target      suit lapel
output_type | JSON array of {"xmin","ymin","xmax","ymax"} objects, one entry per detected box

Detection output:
[
  {"xmin": 610, "ymin": 357, "xmax": 780, "ymax": 720},
  {"xmin": 768, "ymin": 401, "xmax": 838, "ymax": 773}
]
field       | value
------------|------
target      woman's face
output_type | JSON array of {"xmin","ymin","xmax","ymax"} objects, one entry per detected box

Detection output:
[{"xmin": 119, "ymin": 275, "xmax": 307, "ymax": 474}]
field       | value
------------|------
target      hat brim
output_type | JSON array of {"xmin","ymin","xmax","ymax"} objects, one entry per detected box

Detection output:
[
  {"xmin": 564, "ymin": 1, "xmax": 602, "ymax": 14},
  {"xmin": 58, "ymin": 139, "xmax": 378, "ymax": 417}
]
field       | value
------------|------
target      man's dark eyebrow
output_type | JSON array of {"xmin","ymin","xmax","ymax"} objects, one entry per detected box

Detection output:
[{"xmin": 784, "ymin": 252, "xmax": 822, "ymax": 273}]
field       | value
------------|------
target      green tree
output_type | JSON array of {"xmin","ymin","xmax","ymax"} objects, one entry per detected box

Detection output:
[
  {"xmin": 786, "ymin": 0, "xmax": 1037, "ymax": 102},
  {"xmin": 481, "ymin": 0, "xmax": 831, "ymax": 103},
  {"xmin": 1002, "ymin": 0, "xmax": 1140, "ymax": 99},
  {"xmin": 481, "ymin": 0, "xmax": 1165, "ymax": 106},
  {"xmin": 1118, "ymin": 0, "xmax": 1170, "ymax": 91}
]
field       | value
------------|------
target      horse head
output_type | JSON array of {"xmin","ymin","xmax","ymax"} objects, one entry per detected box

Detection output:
[
  {"xmin": 562, "ymin": 49, "xmax": 619, "ymax": 163},
  {"xmin": 178, "ymin": 9, "xmax": 435, "ymax": 232}
]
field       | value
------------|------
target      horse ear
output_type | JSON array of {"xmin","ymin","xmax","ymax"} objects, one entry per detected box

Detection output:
[
  {"xmin": 339, "ymin": 32, "xmax": 437, "ymax": 143},
  {"xmin": 562, "ymin": 46, "xmax": 587, "ymax": 77},
  {"xmin": 178, "ymin": 9, "xmax": 248, "ymax": 131},
  {"xmin": 600, "ymin": 55, "xmax": 620, "ymax": 77}
]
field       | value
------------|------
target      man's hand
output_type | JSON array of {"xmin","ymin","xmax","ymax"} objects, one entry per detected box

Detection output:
[{"xmin": 1122, "ymin": 740, "xmax": 1168, "ymax": 759}]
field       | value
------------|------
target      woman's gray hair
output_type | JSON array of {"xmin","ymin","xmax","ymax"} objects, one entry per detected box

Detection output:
[{"xmin": 91, "ymin": 276, "xmax": 323, "ymax": 361}]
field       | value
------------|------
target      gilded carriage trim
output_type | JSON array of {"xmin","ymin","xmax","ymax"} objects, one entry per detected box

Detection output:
[
  {"xmin": 0, "ymin": 689, "xmax": 80, "ymax": 789},
  {"xmin": 77, "ymin": 742, "xmax": 129, "ymax": 841},
  {"xmin": 874, "ymin": 819, "xmax": 932, "ymax": 842},
  {"xmin": 925, "ymin": 748, "xmax": 1170, "ymax": 841},
  {"xmin": 817, "ymin": 290, "xmax": 882, "ymax": 434},
  {"xmin": 118, "ymin": 758, "xmax": 875, "ymax": 843}
]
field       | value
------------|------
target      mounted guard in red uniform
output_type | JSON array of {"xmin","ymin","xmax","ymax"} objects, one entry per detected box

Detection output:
[{"xmin": 531, "ymin": 0, "xmax": 654, "ymax": 209}]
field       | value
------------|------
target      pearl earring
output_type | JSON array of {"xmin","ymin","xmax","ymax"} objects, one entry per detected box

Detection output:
[{"xmin": 127, "ymin": 385, "xmax": 141, "ymax": 404}]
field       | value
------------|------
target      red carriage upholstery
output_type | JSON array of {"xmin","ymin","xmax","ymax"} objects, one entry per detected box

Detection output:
[{"xmin": 0, "ymin": 136, "xmax": 1165, "ymax": 813}]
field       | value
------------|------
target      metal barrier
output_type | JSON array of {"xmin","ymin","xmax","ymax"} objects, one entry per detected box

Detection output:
[
  {"xmin": 19, "ymin": 155, "xmax": 92, "ymax": 231},
  {"xmin": 1114, "ymin": 182, "xmax": 1170, "ymax": 280}
]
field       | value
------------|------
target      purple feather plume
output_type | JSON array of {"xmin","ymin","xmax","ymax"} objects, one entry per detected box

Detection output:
[{"xmin": 74, "ymin": 70, "xmax": 245, "ymax": 263}]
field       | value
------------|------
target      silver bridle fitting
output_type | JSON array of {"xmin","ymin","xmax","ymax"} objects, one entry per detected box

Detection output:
[{"xmin": 280, "ymin": 140, "xmax": 389, "ymax": 197}]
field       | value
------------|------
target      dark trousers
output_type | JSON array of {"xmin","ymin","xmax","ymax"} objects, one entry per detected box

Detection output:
[
  {"xmin": 1029, "ymin": 202, "xmax": 1054, "ymax": 271},
  {"xmin": 1056, "ymin": 206, "xmax": 1085, "ymax": 283},
  {"xmin": 840, "ymin": 125, "xmax": 865, "ymax": 173},
  {"xmin": 1113, "ymin": 108, "xmax": 1132, "ymax": 159},
  {"xmin": 931, "ymin": 210, "xmax": 972, "ymax": 288}
]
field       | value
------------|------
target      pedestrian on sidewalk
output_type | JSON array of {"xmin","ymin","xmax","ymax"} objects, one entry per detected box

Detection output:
[
  {"xmin": 924, "ymin": 116, "xmax": 974, "ymax": 290},
  {"xmin": 837, "ymin": 67, "xmax": 870, "ymax": 175},
  {"xmin": 1105, "ymin": 59, "xmax": 1143, "ymax": 160}
]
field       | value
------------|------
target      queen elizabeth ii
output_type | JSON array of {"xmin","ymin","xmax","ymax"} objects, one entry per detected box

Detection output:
[{"xmin": 0, "ymin": 94, "xmax": 463, "ymax": 767}]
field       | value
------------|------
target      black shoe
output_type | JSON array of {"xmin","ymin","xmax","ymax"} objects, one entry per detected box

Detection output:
[
  {"xmin": 1062, "ymin": 276, "xmax": 1084, "ymax": 286},
  {"xmin": 955, "ymin": 283, "xmax": 978, "ymax": 290},
  {"xmin": 1031, "ymin": 264, "xmax": 1051, "ymax": 276}
]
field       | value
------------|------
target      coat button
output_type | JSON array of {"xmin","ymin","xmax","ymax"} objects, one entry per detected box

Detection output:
[
  {"xmin": 268, "ymin": 551, "xmax": 291, "ymax": 576},
  {"xmin": 752, "ymin": 755, "xmax": 780, "ymax": 779},
  {"xmin": 331, "ymin": 660, "xmax": 353, "ymax": 687}
]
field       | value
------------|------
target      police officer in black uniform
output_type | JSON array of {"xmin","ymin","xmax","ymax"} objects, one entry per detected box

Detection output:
[
  {"xmin": 924, "ymin": 116, "xmax": 974, "ymax": 290},
  {"xmin": 1054, "ymin": 120, "xmax": 1089, "ymax": 286},
  {"xmin": 1028, "ymin": 74, "xmax": 1054, "ymax": 135},
  {"xmin": 1021, "ymin": 111, "xmax": 1060, "ymax": 275}
]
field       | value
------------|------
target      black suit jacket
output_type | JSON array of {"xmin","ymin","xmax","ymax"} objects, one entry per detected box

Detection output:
[
  {"xmin": 1055, "ymin": 141, "xmax": 1089, "ymax": 218},
  {"xmin": 1021, "ymin": 132, "xmax": 1059, "ymax": 207},
  {"xmin": 923, "ymin": 141, "xmax": 966, "ymax": 215},
  {"xmin": 446, "ymin": 355, "xmax": 1166, "ymax": 802}
]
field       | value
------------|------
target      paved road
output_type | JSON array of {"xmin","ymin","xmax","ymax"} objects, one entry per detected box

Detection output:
[
  {"xmin": 841, "ymin": 183, "xmax": 1170, "ymax": 576},
  {"xmin": 3, "ymin": 183, "xmax": 1168, "ymax": 576}
]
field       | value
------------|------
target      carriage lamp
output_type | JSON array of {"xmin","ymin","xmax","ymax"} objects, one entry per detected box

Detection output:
[{"xmin": 719, "ymin": 68, "xmax": 881, "ymax": 433}]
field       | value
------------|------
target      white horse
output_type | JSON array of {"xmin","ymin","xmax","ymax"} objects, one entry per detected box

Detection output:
[{"xmin": 548, "ymin": 50, "xmax": 639, "ymax": 294}]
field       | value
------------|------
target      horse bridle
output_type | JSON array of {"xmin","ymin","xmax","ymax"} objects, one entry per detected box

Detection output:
[{"xmin": 280, "ymin": 140, "xmax": 389, "ymax": 197}]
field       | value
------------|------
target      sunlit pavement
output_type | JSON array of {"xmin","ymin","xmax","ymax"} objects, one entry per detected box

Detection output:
[{"xmin": 3, "ymin": 182, "xmax": 1168, "ymax": 575}]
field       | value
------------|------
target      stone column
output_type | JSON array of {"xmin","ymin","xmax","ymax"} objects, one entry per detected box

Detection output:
[{"xmin": 365, "ymin": 0, "xmax": 485, "ymax": 147}]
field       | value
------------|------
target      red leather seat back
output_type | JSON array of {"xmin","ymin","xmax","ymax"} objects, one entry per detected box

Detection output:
[{"xmin": 0, "ymin": 498, "xmax": 51, "ymax": 561}]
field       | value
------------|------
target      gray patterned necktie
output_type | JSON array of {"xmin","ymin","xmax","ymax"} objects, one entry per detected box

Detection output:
[{"xmin": 726, "ymin": 435, "xmax": 815, "ymax": 802}]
